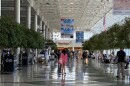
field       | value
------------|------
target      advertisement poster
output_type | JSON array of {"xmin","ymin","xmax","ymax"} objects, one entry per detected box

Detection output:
[
  {"xmin": 61, "ymin": 19, "xmax": 74, "ymax": 38},
  {"xmin": 61, "ymin": 19, "xmax": 74, "ymax": 28},
  {"xmin": 113, "ymin": 0, "xmax": 130, "ymax": 15},
  {"xmin": 76, "ymin": 31, "xmax": 84, "ymax": 43},
  {"xmin": 61, "ymin": 28, "xmax": 74, "ymax": 38}
]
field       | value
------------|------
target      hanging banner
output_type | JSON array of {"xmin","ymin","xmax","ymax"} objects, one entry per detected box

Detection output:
[
  {"xmin": 113, "ymin": 0, "xmax": 130, "ymax": 15},
  {"xmin": 76, "ymin": 31, "xmax": 84, "ymax": 43},
  {"xmin": 61, "ymin": 19, "xmax": 74, "ymax": 28},
  {"xmin": 61, "ymin": 19, "xmax": 74, "ymax": 38},
  {"xmin": 61, "ymin": 28, "xmax": 74, "ymax": 38}
]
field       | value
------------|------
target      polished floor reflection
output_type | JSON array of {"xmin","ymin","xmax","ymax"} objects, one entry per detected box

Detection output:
[{"xmin": 0, "ymin": 59, "xmax": 130, "ymax": 86}]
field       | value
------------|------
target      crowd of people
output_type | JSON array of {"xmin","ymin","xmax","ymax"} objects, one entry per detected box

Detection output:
[
  {"xmin": 16, "ymin": 47, "xmax": 130, "ymax": 78},
  {"xmin": 53, "ymin": 48, "xmax": 130, "ymax": 78},
  {"xmin": 1, "ymin": 47, "xmax": 130, "ymax": 79}
]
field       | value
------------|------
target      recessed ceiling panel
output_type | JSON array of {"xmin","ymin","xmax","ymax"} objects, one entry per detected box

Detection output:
[{"xmin": 30, "ymin": 0, "xmax": 113, "ymax": 31}]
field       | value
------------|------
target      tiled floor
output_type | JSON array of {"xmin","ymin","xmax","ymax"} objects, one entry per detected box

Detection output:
[{"xmin": 0, "ymin": 58, "xmax": 130, "ymax": 86}]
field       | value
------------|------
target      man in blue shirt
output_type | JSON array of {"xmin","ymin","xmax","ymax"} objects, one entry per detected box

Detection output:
[{"xmin": 116, "ymin": 48, "xmax": 126, "ymax": 78}]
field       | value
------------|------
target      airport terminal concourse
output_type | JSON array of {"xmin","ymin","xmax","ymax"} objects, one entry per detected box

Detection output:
[{"xmin": 0, "ymin": 0, "xmax": 130, "ymax": 86}]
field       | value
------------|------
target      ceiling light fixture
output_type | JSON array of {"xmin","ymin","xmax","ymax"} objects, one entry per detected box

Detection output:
[
  {"xmin": 70, "ymin": 3, "xmax": 74, "ymax": 5},
  {"xmin": 68, "ymin": 9, "xmax": 72, "ymax": 11}
]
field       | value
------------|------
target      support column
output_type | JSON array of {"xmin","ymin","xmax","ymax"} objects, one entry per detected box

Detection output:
[
  {"xmin": 15, "ymin": 0, "xmax": 20, "ymax": 23},
  {"xmin": 72, "ymin": 38, "xmax": 75, "ymax": 51},
  {"xmin": 40, "ymin": 19, "xmax": 42, "ymax": 33},
  {"xmin": 34, "ymin": 14, "xmax": 38, "ymax": 58},
  {"xmin": 34, "ymin": 15, "xmax": 38, "ymax": 31},
  {"xmin": 14, "ymin": 0, "xmax": 20, "ymax": 65},
  {"xmin": 43, "ymin": 24, "xmax": 46, "ymax": 39},
  {"xmin": 72, "ymin": 31, "xmax": 75, "ymax": 51},
  {"xmin": 0, "ymin": 0, "xmax": 1, "ymax": 18},
  {"xmin": 27, "ymin": 6, "xmax": 31, "ymax": 29},
  {"xmin": 26, "ymin": 6, "xmax": 31, "ymax": 62},
  {"xmin": 48, "ymin": 28, "xmax": 49, "ymax": 39},
  {"xmin": 47, "ymin": 28, "xmax": 49, "ymax": 39},
  {"xmin": 46, "ymin": 27, "xmax": 48, "ymax": 39},
  {"xmin": 45, "ymin": 25, "xmax": 47, "ymax": 40},
  {"xmin": 47, "ymin": 28, "xmax": 50, "ymax": 39},
  {"xmin": 48, "ymin": 28, "xmax": 51, "ymax": 39},
  {"xmin": 0, "ymin": 0, "xmax": 1, "ymax": 71},
  {"xmin": 42, "ymin": 22, "xmax": 44, "ymax": 34}
]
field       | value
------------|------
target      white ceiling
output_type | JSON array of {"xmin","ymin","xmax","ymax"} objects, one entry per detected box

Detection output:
[
  {"xmin": 1, "ymin": 0, "xmax": 113, "ymax": 32},
  {"xmin": 38, "ymin": 0, "xmax": 112, "ymax": 31}
]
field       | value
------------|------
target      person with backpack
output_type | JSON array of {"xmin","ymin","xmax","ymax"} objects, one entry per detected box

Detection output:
[{"xmin": 82, "ymin": 50, "xmax": 88, "ymax": 64}]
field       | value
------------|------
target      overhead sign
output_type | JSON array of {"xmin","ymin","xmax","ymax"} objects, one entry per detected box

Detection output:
[
  {"xmin": 76, "ymin": 31, "xmax": 84, "ymax": 43},
  {"xmin": 60, "ymin": 19, "xmax": 74, "ymax": 38},
  {"xmin": 61, "ymin": 28, "xmax": 74, "ymax": 38},
  {"xmin": 57, "ymin": 41, "xmax": 71, "ymax": 45},
  {"xmin": 113, "ymin": 0, "xmax": 130, "ymax": 15},
  {"xmin": 56, "ymin": 40, "xmax": 82, "ymax": 48},
  {"xmin": 61, "ymin": 19, "xmax": 74, "ymax": 28}
]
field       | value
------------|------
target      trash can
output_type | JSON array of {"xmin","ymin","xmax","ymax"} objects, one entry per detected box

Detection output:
[{"xmin": 1, "ymin": 52, "xmax": 14, "ymax": 73}]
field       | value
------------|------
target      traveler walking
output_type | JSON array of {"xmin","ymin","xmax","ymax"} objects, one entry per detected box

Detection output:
[
  {"xmin": 59, "ymin": 49, "xmax": 68, "ymax": 75},
  {"xmin": 116, "ymin": 48, "xmax": 126, "ymax": 78},
  {"xmin": 29, "ymin": 52, "xmax": 34, "ymax": 65},
  {"xmin": 45, "ymin": 49, "xmax": 49, "ymax": 66},
  {"xmin": 82, "ymin": 50, "xmax": 88, "ymax": 64}
]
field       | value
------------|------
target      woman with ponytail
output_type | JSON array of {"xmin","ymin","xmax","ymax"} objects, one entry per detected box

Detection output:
[{"xmin": 59, "ymin": 49, "xmax": 68, "ymax": 75}]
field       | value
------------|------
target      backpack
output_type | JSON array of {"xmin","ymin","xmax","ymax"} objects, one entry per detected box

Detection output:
[{"xmin": 82, "ymin": 52, "xmax": 87, "ymax": 58}]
